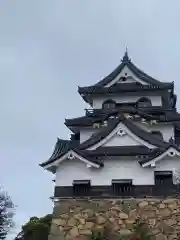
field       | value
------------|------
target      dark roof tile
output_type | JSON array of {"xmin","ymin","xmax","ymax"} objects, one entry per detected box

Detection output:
[
  {"xmin": 40, "ymin": 114, "xmax": 180, "ymax": 168},
  {"xmin": 79, "ymin": 52, "xmax": 173, "ymax": 90},
  {"xmin": 78, "ymin": 82, "xmax": 173, "ymax": 95},
  {"xmin": 65, "ymin": 109, "xmax": 180, "ymax": 128}
]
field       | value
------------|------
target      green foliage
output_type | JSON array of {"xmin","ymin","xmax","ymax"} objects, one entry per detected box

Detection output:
[
  {"xmin": 0, "ymin": 188, "xmax": 14, "ymax": 239},
  {"xmin": 15, "ymin": 214, "xmax": 52, "ymax": 240},
  {"xmin": 91, "ymin": 229, "xmax": 104, "ymax": 240}
]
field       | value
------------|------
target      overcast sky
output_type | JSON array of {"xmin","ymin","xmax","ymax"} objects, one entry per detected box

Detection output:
[{"xmin": 1, "ymin": 0, "xmax": 180, "ymax": 238}]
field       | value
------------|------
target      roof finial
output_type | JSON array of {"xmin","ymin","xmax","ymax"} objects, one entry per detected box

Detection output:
[{"xmin": 122, "ymin": 47, "xmax": 130, "ymax": 62}]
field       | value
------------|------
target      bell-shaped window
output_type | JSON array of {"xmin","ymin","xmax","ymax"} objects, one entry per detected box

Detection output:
[
  {"xmin": 102, "ymin": 99, "xmax": 116, "ymax": 109},
  {"xmin": 137, "ymin": 97, "xmax": 152, "ymax": 108},
  {"xmin": 151, "ymin": 131, "xmax": 163, "ymax": 140}
]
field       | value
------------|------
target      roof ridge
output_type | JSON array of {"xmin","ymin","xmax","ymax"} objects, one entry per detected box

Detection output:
[
  {"xmin": 79, "ymin": 54, "xmax": 167, "ymax": 89},
  {"xmin": 123, "ymin": 119, "xmax": 170, "ymax": 148},
  {"xmin": 79, "ymin": 117, "xmax": 121, "ymax": 150},
  {"xmin": 65, "ymin": 109, "xmax": 180, "ymax": 130}
]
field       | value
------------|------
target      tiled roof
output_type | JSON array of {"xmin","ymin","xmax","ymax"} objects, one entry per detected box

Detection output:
[
  {"xmin": 78, "ymin": 52, "xmax": 174, "ymax": 105},
  {"xmin": 79, "ymin": 117, "xmax": 120, "ymax": 150},
  {"xmin": 46, "ymin": 138, "xmax": 72, "ymax": 162},
  {"xmin": 93, "ymin": 51, "xmax": 169, "ymax": 87},
  {"xmin": 40, "ymin": 114, "xmax": 179, "ymax": 168},
  {"xmin": 123, "ymin": 120, "xmax": 169, "ymax": 148},
  {"xmin": 78, "ymin": 52, "xmax": 173, "ymax": 92},
  {"xmin": 78, "ymin": 82, "xmax": 173, "ymax": 95},
  {"xmin": 81, "ymin": 146, "xmax": 156, "ymax": 157},
  {"xmin": 78, "ymin": 115, "xmax": 170, "ymax": 150},
  {"xmin": 65, "ymin": 108, "xmax": 180, "ymax": 128},
  {"xmin": 39, "ymin": 139, "xmax": 102, "ymax": 168}
]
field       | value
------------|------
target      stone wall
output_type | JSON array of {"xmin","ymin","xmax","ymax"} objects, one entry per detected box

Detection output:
[{"xmin": 49, "ymin": 198, "xmax": 180, "ymax": 240}]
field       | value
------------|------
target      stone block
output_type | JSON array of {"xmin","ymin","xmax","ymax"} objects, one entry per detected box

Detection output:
[
  {"xmin": 49, "ymin": 198, "xmax": 180, "ymax": 240},
  {"xmin": 96, "ymin": 215, "xmax": 106, "ymax": 224},
  {"xmin": 139, "ymin": 201, "xmax": 149, "ymax": 208},
  {"xmin": 119, "ymin": 229, "xmax": 132, "ymax": 236},
  {"xmin": 52, "ymin": 218, "xmax": 66, "ymax": 226},
  {"xmin": 84, "ymin": 221, "xmax": 94, "ymax": 229},
  {"xmin": 79, "ymin": 229, "xmax": 92, "ymax": 235},
  {"xmin": 119, "ymin": 212, "xmax": 128, "ymax": 219},
  {"xmin": 69, "ymin": 226, "xmax": 79, "ymax": 238},
  {"xmin": 67, "ymin": 217, "xmax": 77, "ymax": 227}
]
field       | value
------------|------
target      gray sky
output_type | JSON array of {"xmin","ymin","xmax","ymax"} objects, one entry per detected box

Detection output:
[{"xmin": 1, "ymin": 0, "xmax": 180, "ymax": 238}]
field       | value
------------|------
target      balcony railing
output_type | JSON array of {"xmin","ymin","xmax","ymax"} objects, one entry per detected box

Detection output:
[
  {"xmin": 85, "ymin": 106, "xmax": 171, "ymax": 117},
  {"xmin": 54, "ymin": 184, "xmax": 180, "ymax": 199}
]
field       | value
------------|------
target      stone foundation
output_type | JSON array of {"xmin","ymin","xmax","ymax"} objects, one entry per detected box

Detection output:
[{"xmin": 49, "ymin": 198, "xmax": 180, "ymax": 240}]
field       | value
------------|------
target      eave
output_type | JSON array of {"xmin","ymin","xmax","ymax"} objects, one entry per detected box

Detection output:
[
  {"xmin": 82, "ymin": 146, "xmax": 158, "ymax": 157},
  {"xmin": 141, "ymin": 146, "xmax": 180, "ymax": 168},
  {"xmin": 78, "ymin": 82, "xmax": 173, "ymax": 95},
  {"xmin": 90, "ymin": 52, "xmax": 169, "ymax": 87},
  {"xmin": 40, "ymin": 142, "xmax": 165, "ymax": 173},
  {"xmin": 78, "ymin": 114, "xmax": 170, "ymax": 150},
  {"xmin": 64, "ymin": 108, "xmax": 180, "ymax": 130},
  {"xmin": 39, "ymin": 138, "xmax": 72, "ymax": 167},
  {"xmin": 78, "ymin": 52, "xmax": 174, "ymax": 104},
  {"xmin": 40, "ymin": 149, "xmax": 103, "ymax": 173},
  {"xmin": 41, "ymin": 113, "xmax": 180, "ymax": 172}
]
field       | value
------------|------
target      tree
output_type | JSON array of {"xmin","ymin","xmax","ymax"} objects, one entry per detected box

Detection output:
[
  {"xmin": 15, "ymin": 214, "xmax": 52, "ymax": 240},
  {"xmin": 173, "ymin": 169, "xmax": 180, "ymax": 184},
  {"xmin": 0, "ymin": 188, "xmax": 14, "ymax": 239}
]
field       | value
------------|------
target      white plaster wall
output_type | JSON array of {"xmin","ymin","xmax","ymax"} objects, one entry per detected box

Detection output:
[
  {"xmin": 116, "ymin": 76, "xmax": 137, "ymax": 84},
  {"xmin": 102, "ymin": 134, "xmax": 140, "ymax": 147},
  {"xmin": 80, "ymin": 128, "xmax": 97, "ymax": 143},
  {"xmin": 155, "ymin": 156, "xmax": 180, "ymax": 172},
  {"xmin": 55, "ymin": 156, "xmax": 180, "ymax": 186},
  {"xmin": 134, "ymin": 122, "xmax": 174, "ymax": 141},
  {"xmin": 105, "ymin": 65, "xmax": 148, "ymax": 87},
  {"xmin": 80, "ymin": 122, "xmax": 155, "ymax": 150},
  {"xmin": 92, "ymin": 95, "xmax": 162, "ymax": 109}
]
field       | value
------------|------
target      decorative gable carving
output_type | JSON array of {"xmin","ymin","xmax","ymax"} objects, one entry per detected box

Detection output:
[
  {"xmin": 89, "ymin": 122, "xmax": 156, "ymax": 150},
  {"xmin": 142, "ymin": 147, "xmax": 180, "ymax": 168},
  {"xmin": 117, "ymin": 128, "xmax": 126, "ymax": 136},
  {"xmin": 105, "ymin": 65, "xmax": 148, "ymax": 87},
  {"xmin": 67, "ymin": 152, "xmax": 75, "ymax": 160}
]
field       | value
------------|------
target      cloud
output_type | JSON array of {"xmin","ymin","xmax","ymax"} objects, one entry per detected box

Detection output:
[{"xmin": 0, "ymin": 0, "xmax": 180, "ymax": 239}]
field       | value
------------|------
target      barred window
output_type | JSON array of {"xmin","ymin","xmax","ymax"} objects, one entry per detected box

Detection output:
[
  {"xmin": 154, "ymin": 171, "xmax": 173, "ymax": 186},
  {"xmin": 137, "ymin": 97, "xmax": 152, "ymax": 108},
  {"xmin": 112, "ymin": 179, "xmax": 133, "ymax": 196},
  {"xmin": 102, "ymin": 99, "xmax": 116, "ymax": 109},
  {"xmin": 73, "ymin": 180, "xmax": 91, "ymax": 196}
]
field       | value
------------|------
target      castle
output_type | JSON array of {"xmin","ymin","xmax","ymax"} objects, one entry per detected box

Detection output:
[
  {"xmin": 40, "ymin": 51, "xmax": 180, "ymax": 199},
  {"xmin": 40, "ymin": 52, "xmax": 180, "ymax": 240}
]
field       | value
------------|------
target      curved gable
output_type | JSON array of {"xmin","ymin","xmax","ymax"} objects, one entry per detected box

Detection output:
[
  {"xmin": 88, "ymin": 122, "xmax": 156, "ymax": 150},
  {"xmin": 142, "ymin": 147, "xmax": 180, "ymax": 168},
  {"xmin": 41, "ymin": 150, "xmax": 101, "ymax": 173}
]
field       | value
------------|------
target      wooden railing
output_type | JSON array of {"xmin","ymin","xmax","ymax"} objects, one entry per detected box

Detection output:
[{"xmin": 85, "ymin": 106, "xmax": 170, "ymax": 117}]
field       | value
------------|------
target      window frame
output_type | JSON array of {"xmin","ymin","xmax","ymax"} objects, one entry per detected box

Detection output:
[
  {"xmin": 102, "ymin": 99, "xmax": 116, "ymax": 109},
  {"xmin": 136, "ymin": 97, "xmax": 152, "ymax": 108}
]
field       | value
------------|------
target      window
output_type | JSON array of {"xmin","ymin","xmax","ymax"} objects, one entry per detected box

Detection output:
[
  {"xmin": 137, "ymin": 97, "xmax": 152, "ymax": 108},
  {"xmin": 112, "ymin": 179, "xmax": 133, "ymax": 196},
  {"xmin": 102, "ymin": 99, "xmax": 116, "ymax": 109},
  {"xmin": 73, "ymin": 180, "xmax": 91, "ymax": 196},
  {"xmin": 151, "ymin": 131, "xmax": 163, "ymax": 140},
  {"xmin": 120, "ymin": 76, "xmax": 127, "ymax": 82},
  {"xmin": 154, "ymin": 171, "xmax": 173, "ymax": 187}
]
